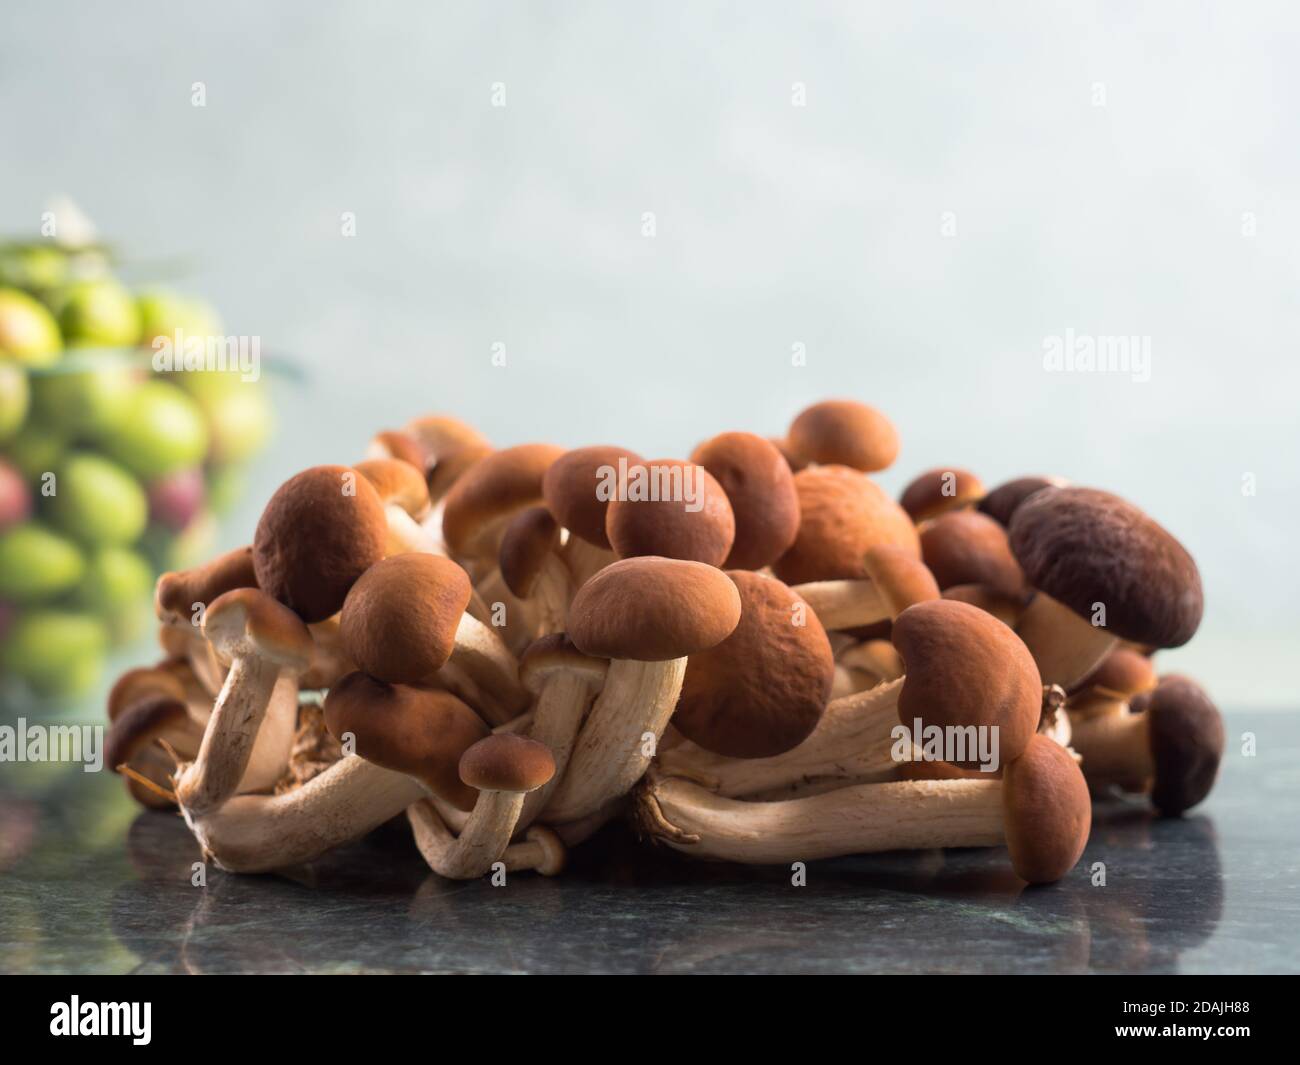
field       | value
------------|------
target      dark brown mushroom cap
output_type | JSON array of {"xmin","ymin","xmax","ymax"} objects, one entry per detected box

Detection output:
[
  {"xmin": 458, "ymin": 732, "xmax": 556, "ymax": 794},
  {"xmin": 1008, "ymin": 487, "xmax": 1204, "ymax": 648},
  {"xmin": 253, "ymin": 465, "xmax": 388, "ymax": 623},
  {"xmin": 369, "ymin": 429, "xmax": 426, "ymax": 471},
  {"xmin": 203, "ymin": 588, "xmax": 315, "ymax": 671},
  {"xmin": 1076, "ymin": 646, "xmax": 1157, "ymax": 698},
  {"xmin": 689, "ymin": 432, "xmax": 801, "ymax": 570},
  {"xmin": 354, "ymin": 457, "xmax": 430, "ymax": 518},
  {"xmin": 899, "ymin": 468, "xmax": 985, "ymax": 523},
  {"xmin": 105, "ymin": 694, "xmax": 191, "ymax": 772},
  {"xmin": 771, "ymin": 465, "xmax": 920, "ymax": 585},
  {"xmin": 107, "ymin": 665, "xmax": 186, "ymax": 723},
  {"xmin": 323, "ymin": 672, "xmax": 488, "ymax": 811},
  {"xmin": 567, "ymin": 556, "xmax": 742, "ymax": 661},
  {"xmin": 518, "ymin": 633, "xmax": 608, "ymax": 694},
  {"xmin": 787, "ymin": 399, "xmax": 900, "ymax": 472},
  {"xmin": 893, "ymin": 599, "xmax": 1041, "ymax": 768},
  {"xmin": 977, "ymin": 476, "xmax": 1066, "ymax": 527},
  {"xmin": 769, "ymin": 436, "xmax": 809, "ymax": 473},
  {"xmin": 499, "ymin": 507, "xmax": 561, "ymax": 598},
  {"xmin": 542, "ymin": 445, "xmax": 644, "ymax": 549},
  {"xmin": 1132, "ymin": 675, "xmax": 1224, "ymax": 816},
  {"xmin": 921, "ymin": 510, "xmax": 1027, "ymax": 599},
  {"xmin": 1002, "ymin": 733, "xmax": 1092, "ymax": 884},
  {"xmin": 442, "ymin": 443, "xmax": 564, "ymax": 557},
  {"xmin": 862, "ymin": 544, "xmax": 940, "ymax": 617},
  {"xmin": 155, "ymin": 545, "xmax": 258, "ymax": 625},
  {"xmin": 605, "ymin": 458, "xmax": 736, "ymax": 566},
  {"xmin": 674, "ymin": 571, "xmax": 834, "ymax": 759},
  {"xmin": 338, "ymin": 553, "xmax": 472, "ymax": 684}
]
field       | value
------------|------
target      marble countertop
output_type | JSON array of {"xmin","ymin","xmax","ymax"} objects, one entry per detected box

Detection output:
[{"xmin": 1, "ymin": 709, "xmax": 1296, "ymax": 974}]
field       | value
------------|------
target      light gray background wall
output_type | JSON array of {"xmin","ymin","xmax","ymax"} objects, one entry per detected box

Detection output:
[{"xmin": 2, "ymin": 2, "xmax": 1295, "ymax": 708}]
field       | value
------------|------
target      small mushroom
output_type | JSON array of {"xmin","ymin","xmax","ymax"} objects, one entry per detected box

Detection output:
[
  {"xmin": 1070, "ymin": 674, "xmax": 1223, "ymax": 815},
  {"xmin": 1067, "ymin": 646, "xmax": 1157, "ymax": 720},
  {"xmin": 604, "ymin": 458, "xmax": 736, "ymax": 567},
  {"xmin": 920, "ymin": 510, "xmax": 1027, "ymax": 599},
  {"xmin": 673, "ymin": 570, "xmax": 834, "ymax": 758},
  {"xmin": 689, "ymin": 432, "xmax": 800, "ymax": 570},
  {"xmin": 515, "ymin": 634, "xmax": 607, "ymax": 826},
  {"xmin": 978, "ymin": 475, "xmax": 1068, "ymax": 527},
  {"xmin": 406, "ymin": 733, "xmax": 556, "ymax": 879},
  {"xmin": 106, "ymin": 692, "xmax": 204, "ymax": 808},
  {"xmin": 1008, "ymin": 487, "xmax": 1203, "ymax": 689},
  {"xmin": 186, "ymin": 674, "xmax": 488, "ymax": 872},
  {"xmin": 174, "ymin": 588, "xmax": 314, "ymax": 817},
  {"xmin": 365, "ymin": 429, "xmax": 426, "ymax": 471},
  {"xmin": 792, "ymin": 543, "xmax": 939, "ymax": 630},
  {"xmin": 252, "ymin": 465, "xmax": 389, "ymax": 623},
  {"xmin": 639, "ymin": 733, "xmax": 1091, "ymax": 884},
  {"xmin": 154, "ymin": 545, "xmax": 259, "ymax": 696},
  {"xmin": 899, "ymin": 467, "xmax": 985, "ymax": 524},
  {"xmin": 786, "ymin": 399, "xmax": 900, "ymax": 472},
  {"xmin": 542, "ymin": 556, "xmax": 742, "ymax": 822},
  {"xmin": 338, "ymin": 552, "xmax": 527, "ymax": 724},
  {"xmin": 771, "ymin": 465, "xmax": 919, "ymax": 586},
  {"xmin": 354, "ymin": 457, "xmax": 444, "ymax": 556},
  {"xmin": 499, "ymin": 506, "xmax": 571, "ymax": 636}
]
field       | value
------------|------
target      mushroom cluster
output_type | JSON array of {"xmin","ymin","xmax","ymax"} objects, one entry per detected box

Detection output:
[{"xmin": 105, "ymin": 399, "xmax": 1221, "ymax": 888}]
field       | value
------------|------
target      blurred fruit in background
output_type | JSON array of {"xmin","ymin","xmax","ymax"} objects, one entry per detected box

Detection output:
[{"xmin": 0, "ymin": 212, "xmax": 274, "ymax": 705}]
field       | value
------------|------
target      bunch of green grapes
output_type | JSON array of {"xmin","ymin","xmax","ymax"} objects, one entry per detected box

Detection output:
[{"xmin": 0, "ymin": 242, "xmax": 272, "ymax": 702}]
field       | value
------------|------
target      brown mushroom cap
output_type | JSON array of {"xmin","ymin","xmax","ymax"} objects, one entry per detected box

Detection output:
[
  {"xmin": 107, "ymin": 665, "xmax": 187, "ymax": 723},
  {"xmin": 253, "ymin": 465, "xmax": 388, "ymax": 623},
  {"xmin": 354, "ymin": 457, "xmax": 431, "ymax": 518},
  {"xmin": 862, "ymin": 544, "xmax": 941, "ymax": 617},
  {"xmin": 428, "ymin": 443, "xmax": 493, "ymax": 504},
  {"xmin": 1131, "ymin": 675, "xmax": 1225, "ymax": 816},
  {"xmin": 323, "ymin": 672, "xmax": 488, "ymax": 811},
  {"xmin": 499, "ymin": 506, "xmax": 561, "ymax": 598},
  {"xmin": 106, "ymin": 695, "xmax": 192, "ymax": 809},
  {"xmin": 899, "ymin": 467, "xmax": 986, "ymax": 523},
  {"xmin": 940, "ymin": 583, "xmax": 1024, "ymax": 628},
  {"xmin": 405, "ymin": 414, "xmax": 491, "ymax": 464},
  {"xmin": 921, "ymin": 510, "xmax": 1027, "ymax": 599},
  {"xmin": 893, "ymin": 599, "xmax": 1042, "ymax": 768},
  {"xmin": 518, "ymin": 633, "xmax": 608, "ymax": 694},
  {"xmin": 1002, "ymin": 733, "xmax": 1092, "ymax": 884},
  {"xmin": 567, "ymin": 556, "xmax": 742, "ymax": 661},
  {"xmin": 458, "ymin": 732, "xmax": 556, "ymax": 794},
  {"xmin": 787, "ymin": 399, "xmax": 900, "ymax": 472},
  {"xmin": 203, "ymin": 588, "xmax": 315, "ymax": 671},
  {"xmin": 604, "ymin": 458, "xmax": 736, "ymax": 567},
  {"xmin": 1076, "ymin": 646, "xmax": 1158, "ymax": 698},
  {"xmin": 772, "ymin": 465, "xmax": 920, "ymax": 585},
  {"xmin": 1008, "ymin": 487, "xmax": 1204, "ymax": 648},
  {"xmin": 690, "ymin": 432, "xmax": 801, "ymax": 570},
  {"xmin": 674, "ymin": 570, "xmax": 834, "ymax": 759},
  {"xmin": 542, "ymin": 445, "xmax": 645, "ymax": 549},
  {"xmin": 338, "ymin": 553, "xmax": 472, "ymax": 684},
  {"xmin": 368, "ymin": 429, "xmax": 426, "ymax": 471},
  {"xmin": 442, "ymin": 443, "xmax": 564, "ymax": 557},
  {"xmin": 978, "ymin": 476, "xmax": 1065, "ymax": 527},
  {"xmin": 155, "ymin": 545, "xmax": 258, "ymax": 625},
  {"xmin": 769, "ymin": 436, "xmax": 809, "ymax": 474}
]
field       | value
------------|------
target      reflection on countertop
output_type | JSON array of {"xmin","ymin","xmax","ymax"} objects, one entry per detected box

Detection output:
[{"xmin": 1, "ymin": 711, "xmax": 1297, "ymax": 974}]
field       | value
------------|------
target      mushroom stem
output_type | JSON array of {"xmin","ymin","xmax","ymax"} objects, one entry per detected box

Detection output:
[
  {"xmin": 187, "ymin": 755, "xmax": 428, "ymax": 873},
  {"xmin": 542, "ymin": 657, "xmax": 688, "ymax": 823},
  {"xmin": 1068, "ymin": 709, "xmax": 1152, "ymax": 792},
  {"xmin": 518, "ymin": 671, "xmax": 602, "ymax": 827},
  {"xmin": 441, "ymin": 613, "xmax": 528, "ymax": 725},
  {"xmin": 407, "ymin": 801, "xmax": 565, "ymax": 877},
  {"xmin": 791, "ymin": 579, "xmax": 888, "ymax": 630},
  {"xmin": 384, "ymin": 505, "xmax": 447, "ymax": 557},
  {"xmin": 560, "ymin": 536, "xmax": 614, "ymax": 589},
  {"xmin": 657, "ymin": 680, "xmax": 907, "ymax": 799},
  {"xmin": 175, "ymin": 658, "xmax": 296, "ymax": 816},
  {"xmin": 472, "ymin": 568, "xmax": 536, "ymax": 654},
  {"xmin": 1015, "ymin": 592, "xmax": 1117, "ymax": 690},
  {"xmin": 638, "ymin": 774, "xmax": 1005, "ymax": 865}
]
